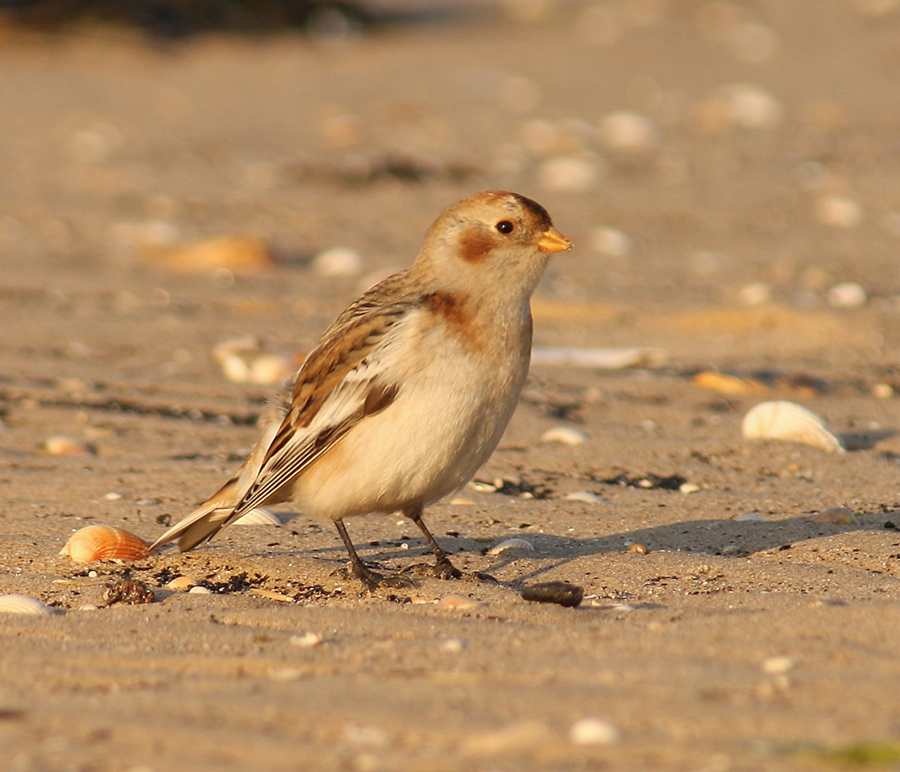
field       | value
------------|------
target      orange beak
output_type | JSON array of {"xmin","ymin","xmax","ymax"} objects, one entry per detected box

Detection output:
[{"xmin": 538, "ymin": 227, "xmax": 573, "ymax": 253}]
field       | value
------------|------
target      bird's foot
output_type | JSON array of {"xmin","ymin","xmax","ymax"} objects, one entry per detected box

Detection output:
[{"xmin": 335, "ymin": 562, "xmax": 417, "ymax": 591}]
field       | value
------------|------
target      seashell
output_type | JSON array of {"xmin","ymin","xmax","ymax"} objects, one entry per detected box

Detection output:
[
  {"xmin": 188, "ymin": 586, "xmax": 212, "ymax": 595},
  {"xmin": 737, "ymin": 282, "xmax": 772, "ymax": 306},
  {"xmin": 249, "ymin": 354, "xmax": 293, "ymax": 385},
  {"xmin": 59, "ymin": 525, "xmax": 150, "ymax": 563},
  {"xmin": 44, "ymin": 435, "xmax": 93, "ymax": 456},
  {"xmin": 569, "ymin": 717, "xmax": 621, "ymax": 746},
  {"xmin": 812, "ymin": 506, "xmax": 857, "ymax": 525},
  {"xmin": 565, "ymin": 491, "xmax": 605, "ymax": 504},
  {"xmin": 487, "ymin": 538, "xmax": 535, "ymax": 556},
  {"xmin": 590, "ymin": 227, "xmax": 633, "ymax": 258},
  {"xmin": 815, "ymin": 196, "xmax": 863, "ymax": 229},
  {"xmin": 692, "ymin": 371, "xmax": 767, "ymax": 395},
  {"xmin": 537, "ymin": 154, "xmax": 603, "ymax": 192},
  {"xmin": 165, "ymin": 576, "xmax": 197, "ymax": 591},
  {"xmin": 142, "ymin": 236, "xmax": 273, "ymax": 274},
  {"xmin": 737, "ymin": 513, "xmax": 766, "ymax": 522},
  {"xmin": 437, "ymin": 594, "xmax": 481, "ymax": 611},
  {"xmin": 827, "ymin": 281, "xmax": 867, "ymax": 309},
  {"xmin": 541, "ymin": 427, "xmax": 589, "ymax": 446},
  {"xmin": 290, "ymin": 632, "xmax": 324, "ymax": 648},
  {"xmin": 742, "ymin": 401, "xmax": 845, "ymax": 453},
  {"xmin": 679, "ymin": 482, "xmax": 702, "ymax": 494},
  {"xmin": 531, "ymin": 346, "xmax": 666, "ymax": 369},
  {"xmin": 720, "ymin": 83, "xmax": 784, "ymax": 129},
  {"xmin": 233, "ymin": 507, "xmax": 281, "ymax": 526},
  {"xmin": 439, "ymin": 637, "xmax": 466, "ymax": 654},
  {"xmin": 0, "ymin": 594, "xmax": 55, "ymax": 615},
  {"xmin": 761, "ymin": 655, "xmax": 795, "ymax": 675},
  {"xmin": 626, "ymin": 543, "xmax": 648, "ymax": 554},
  {"xmin": 311, "ymin": 246, "xmax": 364, "ymax": 278},
  {"xmin": 597, "ymin": 111, "xmax": 660, "ymax": 161}
]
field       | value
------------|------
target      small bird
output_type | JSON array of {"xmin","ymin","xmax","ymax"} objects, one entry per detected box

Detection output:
[{"xmin": 150, "ymin": 191, "xmax": 572, "ymax": 588}]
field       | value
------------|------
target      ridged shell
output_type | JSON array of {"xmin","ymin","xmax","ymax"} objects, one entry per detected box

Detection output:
[
  {"xmin": 741, "ymin": 401, "xmax": 845, "ymax": 453},
  {"xmin": 486, "ymin": 538, "xmax": 535, "ymax": 556},
  {"xmin": 0, "ymin": 594, "xmax": 55, "ymax": 615},
  {"xmin": 233, "ymin": 507, "xmax": 281, "ymax": 526},
  {"xmin": 59, "ymin": 525, "xmax": 151, "ymax": 563}
]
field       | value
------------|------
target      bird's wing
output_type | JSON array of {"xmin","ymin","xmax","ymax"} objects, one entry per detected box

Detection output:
[{"xmin": 151, "ymin": 273, "xmax": 418, "ymax": 553}]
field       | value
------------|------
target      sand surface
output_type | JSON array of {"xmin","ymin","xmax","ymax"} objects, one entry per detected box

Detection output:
[{"xmin": 3, "ymin": 2, "xmax": 900, "ymax": 770}]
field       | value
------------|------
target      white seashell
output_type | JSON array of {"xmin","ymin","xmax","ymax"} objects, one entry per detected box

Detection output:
[
  {"xmin": 737, "ymin": 513, "xmax": 766, "ymax": 522},
  {"xmin": 721, "ymin": 83, "xmax": 784, "ymax": 129},
  {"xmin": 439, "ymin": 637, "xmax": 466, "ymax": 654},
  {"xmin": 487, "ymin": 538, "xmax": 535, "ymax": 556},
  {"xmin": 541, "ymin": 427, "xmax": 589, "ymax": 446},
  {"xmin": 761, "ymin": 655, "xmax": 795, "ymax": 675},
  {"xmin": 188, "ymin": 586, "xmax": 212, "ymax": 595},
  {"xmin": 531, "ymin": 346, "xmax": 666, "ymax": 369},
  {"xmin": 678, "ymin": 483, "xmax": 701, "ymax": 494},
  {"xmin": 311, "ymin": 246, "xmax": 364, "ymax": 278},
  {"xmin": 827, "ymin": 282, "xmax": 867, "ymax": 309},
  {"xmin": 165, "ymin": 576, "xmax": 197, "ymax": 591},
  {"xmin": 249, "ymin": 354, "xmax": 293, "ymax": 385},
  {"xmin": 437, "ymin": 594, "xmax": 480, "ymax": 611},
  {"xmin": 537, "ymin": 154, "xmax": 603, "ymax": 192},
  {"xmin": 60, "ymin": 525, "xmax": 151, "ymax": 563},
  {"xmin": 742, "ymin": 401, "xmax": 845, "ymax": 453},
  {"xmin": 233, "ymin": 508, "xmax": 281, "ymax": 526},
  {"xmin": 220, "ymin": 353, "xmax": 253, "ymax": 383},
  {"xmin": 597, "ymin": 111, "xmax": 659, "ymax": 159},
  {"xmin": 0, "ymin": 594, "xmax": 55, "ymax": 615},
  {"xmin": 815, "ymin": 196, "xmax": 863, "ymax": 229},
  {"xmin": 589, "ymin": 227, "xmax": 633, "ymax": 258},
  {"xmin": 290, "ymin": 632, "xmax": 324, "ymax": 648},
  {"xmin": 44, "ymin": 435, "xmax": 93, "ymax": 456},
  {"xmin": 569, "ymin": 717, "xmax": 621, "ymax": 746},
  {"xmin": 564, "ymin": 491, "xmax": 605, "ymax": 504},
  {"xmin": 103, "ymin": 492, "xmax": 123, "ymax": 501}
]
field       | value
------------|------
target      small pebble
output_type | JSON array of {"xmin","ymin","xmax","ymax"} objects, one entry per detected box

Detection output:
[
  {"xmin": 165, "ymin": 576, "xmax": 196, "ymax": 591},
  {"xmin": 541, "ymin": 427, "xmax": 589, "ymax": 446},
  {"xmin": 761, "ymin": 655, "xmax": 795, "ymax": 675},
  {"xmin": 873, "ymin": 383, "xmax": 894, "ymax": 399},
  {"xmin": 439, "ymin": 637, "xmax": 467, "ymax": 654},
  {"xmin": 590, "ymin": 227, "xmax": 633, "ymax": 258},
  {"xmin": 626, "ymin": 543, "xmax": 648, "ymax": 554},
  {"xmin": 311, "ymin": 246, "xmax": 364, "ymax": 278},
  {"xmin": 569, "ymin": 717, "xmax": 621, "ymax": 746},
  {"xmin": 812, "ymin": 506, "xmax": 857, "ymax": 525},
  {"xmin": 721, "ymin": 83, "xmax": 784, "ymax": 129},
  {"xmin": 815, "ymin": 196, "xmax": 863, "ymax": 229},
  {"xmin": 104, "ymin": 492, "xmax": 124, "ymax": 501},
  {"xmin": 737, "ymin": 282, "xmax": 772, "ymax": 306},
  {"xmin": 565, "ymin": 491, "xmax": 605, "ymax": 504},
  {"xmin": 737, "ymin": 513, "xmax": 766, "ymax": 522},
  {"xmin": 437, "ymin": 594, "xmax": 480, "ymax": 611},
  {"xmin": 520, "ymin": 581, "xmax": 583, "ymax": 608},
  {"xmin": 290, "ymin": 632, "xmax": 324, "ymax": 648},
  {"xmin": 44, "ymin": 435, "xmax": 93, "ymax": 456},
  {"xmin": 597, "ymin": 110, "xmax": 659, "ymax": 160},
  {"xmin": 537, "ymin": 154, "xmax": 603, "ymax": 192},
  {"xmin": 679, "ymin": 482, "xmax": 701, "ymax": 494},
  {"xmin": 827, "ymin": 281, "xmax": 867, "ymax": 309}
]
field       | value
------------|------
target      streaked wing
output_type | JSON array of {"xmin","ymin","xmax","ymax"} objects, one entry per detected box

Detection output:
[{"xmin": 151, "ymin": 271, "xmax": 417, "ymax": 552}]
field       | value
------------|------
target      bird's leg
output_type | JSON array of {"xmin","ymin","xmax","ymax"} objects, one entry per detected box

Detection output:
[
  {"xmin": 404, "ymin": 505, "xmax": 462, "ymax": 580},
  {"xmin": 333, "ymin": 519, "xmax": 412, "ymax": 590}
]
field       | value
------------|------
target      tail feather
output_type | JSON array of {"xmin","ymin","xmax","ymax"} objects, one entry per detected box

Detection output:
[{"xmin": 150, "ymin": 381, "xmax": 293, "ymax": 554}]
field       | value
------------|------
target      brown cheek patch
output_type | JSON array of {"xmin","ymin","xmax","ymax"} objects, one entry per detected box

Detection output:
[{"xmin": 458, "ymin": 227, "xmax": 496, "ymax": 263}]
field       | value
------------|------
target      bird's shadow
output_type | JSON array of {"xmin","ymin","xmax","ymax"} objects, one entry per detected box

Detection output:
[{"xmin": 242, "ymin": 508, "xmax": 900, "ymax": 582}]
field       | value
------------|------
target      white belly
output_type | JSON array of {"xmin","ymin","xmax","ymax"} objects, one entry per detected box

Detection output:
[{"xmin": 292, "ymin": 339, "xmax": 527, "ymax": 520}]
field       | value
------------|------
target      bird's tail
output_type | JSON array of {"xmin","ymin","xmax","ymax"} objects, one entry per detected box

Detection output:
[{"xmin": 150, "ymin": 381, "xmax": 292, "ymax": 554}]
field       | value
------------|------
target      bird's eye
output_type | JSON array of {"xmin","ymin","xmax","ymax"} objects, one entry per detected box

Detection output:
[{"xmin": 496, "ymin": 220, "xmax": 514, "ymax": 234}]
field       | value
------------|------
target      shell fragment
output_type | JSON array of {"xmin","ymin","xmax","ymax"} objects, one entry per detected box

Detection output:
[{"xmin": 742, "ymin": 401, "xmax": 845, "ymax": 453}]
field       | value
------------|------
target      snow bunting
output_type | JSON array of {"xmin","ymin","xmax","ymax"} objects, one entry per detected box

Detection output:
[{"xmin": 150, "ymin": 190, "xmax": 572, "ymax": 588}]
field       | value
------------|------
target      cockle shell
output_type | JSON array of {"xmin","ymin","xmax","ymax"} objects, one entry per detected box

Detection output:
[
  {"xmin": 486, "ymin": 538, "xmax": 535, "ymax": 556},
  {"xmin": 742, "ymin": 401, "xmax": 845, "ymax": 453},
  {"xmin": 233, "ymin": 507, "xmax": 281, "ymax": 526},
  {"xmin": 0, "ymin": 594, "xmax": 55, "ymax": 615},
  {"xmin": 59, "ymin": 525, "xmax": 151, "ymax": 563}
]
